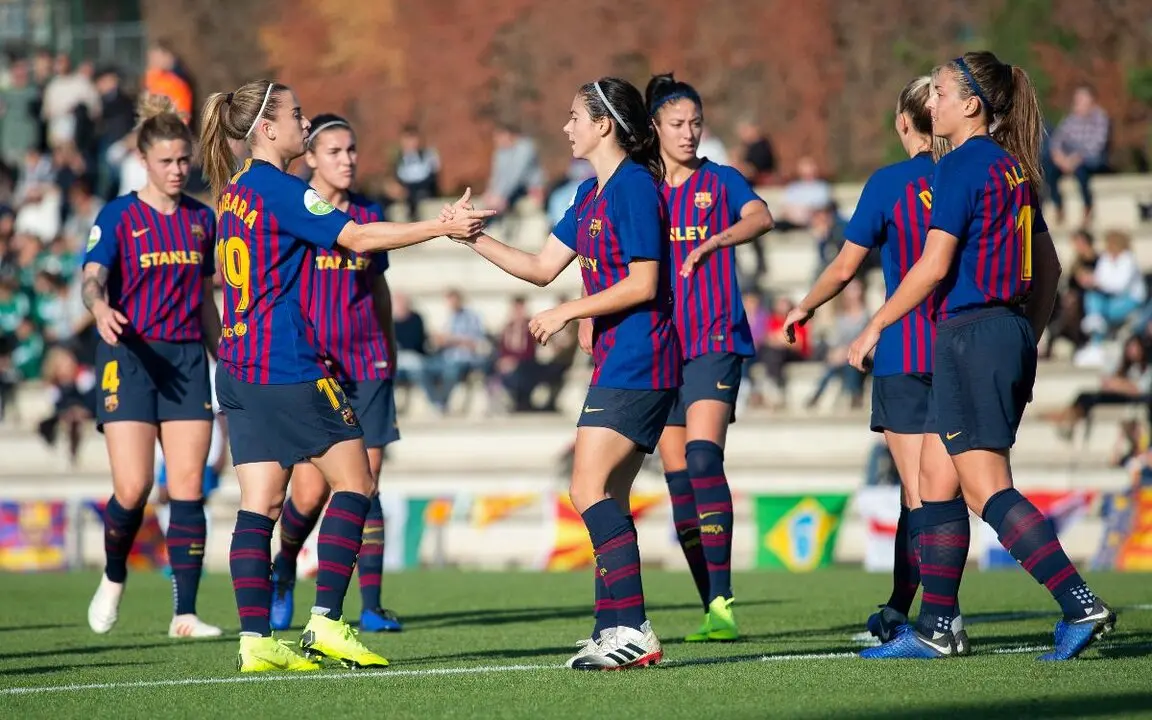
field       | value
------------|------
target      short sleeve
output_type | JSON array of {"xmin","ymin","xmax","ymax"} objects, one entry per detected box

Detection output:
[
  {"xmin": 264, "ymin": 174, "xmax": 353, "ymax": 250},
  {"xmin": 844, "ymin": 171, "xmax": 889, "ymax": 250},
  {"xmin": 928, "ymin": 154, "xmax": 976, "ymax": 238},
  {"xmin": 612, "ymin": 172, "xmax": 663, "ymax": 262},
  {"xmin": 552, "ymin": 183, "xmax": 589, "ymax": 252},
  {"xmin": 200, "ymin": 210, "xmax": 217, "ymax": 278},
  {"xmin": 83, "ymin": 203, "xmax": 122, "ymax": 268},
  {"xmin": 717, "ymin": 164, "xmax": 762, "ymax": 218}
]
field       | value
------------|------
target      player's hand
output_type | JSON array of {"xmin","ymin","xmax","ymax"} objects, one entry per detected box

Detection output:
[
  {"xmin": 92, "ymin": 302, "xmax": 128, "ymax": 345},
  {"xmin": 529, "ymin": 305, "xmax": 571, "ymax": 347},
  {"xmin": 440, "ymin": 187, "xmax": 495, "ymax": 240},
  {"xmin": 679, "ymin": 239, "xmax": 719, "ymax": 277},
  {"xmin": 577, "ymin": 317, "xmax": 594, "ymax": 355},
  {"xmin": 847, "ymin": 322, "xmax": 881, "ymax": 372},
  {"xmin": 782, "ymin": 306, "xmax": 813, "ymax": 345}
]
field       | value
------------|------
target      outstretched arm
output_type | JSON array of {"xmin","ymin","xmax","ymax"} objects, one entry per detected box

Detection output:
[
  {"xmin": 463, "ymin": 233, "xmax": 577, "ymax": 287},
  {"xmin": 338, "ymin": 189, "xmax": 494, "ymax": 254},
  {"xmin": 784, "ymin": 241, "xmax": 871, "ymax": 343},
  {"xmin": 680, "ymin": 200, "xmax": 775, "ymax": 276}
]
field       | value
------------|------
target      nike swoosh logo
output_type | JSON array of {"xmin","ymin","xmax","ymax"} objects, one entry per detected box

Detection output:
[
  {"xmin": 946, "ymin": 431, "xmax": 962, "ymax": 440},
  {"xmin": 583, "ymin": 406, "xmax": 604, "ymax": 413},
  {"xmin": 923, "ymin": 632, "xmax": 955, "ymax": 655},
  {"xmin": 132, "ymin": 228, "xmax": 149, "ymax": 238},
  {"xmin": 700, "ymin": 511, "xmax": 723, "ymax": 519},
  {"xmin": 203, "ymin": 402, "xmax": 213, "ymax": 410},
  {"xmin": 716, "ymin": 382, "xmax": 732, "ymax": 390}
]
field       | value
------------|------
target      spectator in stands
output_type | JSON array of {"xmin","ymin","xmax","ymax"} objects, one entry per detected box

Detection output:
[
  {"xmin": 1045, "ymin": 335, "xmax": 1152, "ymax": 441},
  {"xmin": 61, "ymin": 176, "xmax": 102, "ymax": 252},
  {"xmin": 1076, "ymin": 230, "xmax": 1145, "ymax": 368},
  {"xmin": 93, "ymin": 67, "xmax": 135, "ymax": 199},
  {"xmin": 36, "ymin": 343, "xmax": 95, "ymax": 467},
  {"xmin": 1043, "ymin": 228, "xmax": 1097, "ymax": 359},
  {"xmin": 394, "ymin": 124, "xmax": 439, "ymax": 220},
  {"xmin": 423, "ymin": 288, "xmax": 490, "ymax": 414},
  {"xmin": 391, "ymin": 292, "xmax": 428, "ymax": 409},
  {"xmin": 1043, "ymin": 85, "xmax": 1110, "ymax": 226},
  {"xmin": 144, "ymin": 42, "xmax": 192, "ymax": 121},
  {"xmin": 11, "ymin": 315, "xmax": 43, "ymax": 382},
  {"xmin": 492, "ymin": 295, "xmax": 537, "ymax": 412},
  {"xmin": 534, "ymin": 295, "xmax": 580, "ymax": 413},
  {"xmin": 761, "ymin": 295, "xmax": 810, "ymax": 410},
  {"xmin": 697, "ymin": 126, "xmax": 729, "ymax": 165},
  {"xmin": 106, "ymin": 128, "xmax": 146, "ymax": 196},
  {"xmin": 482, "ymin": 123, "xmax": 543, "ymax": 228},
  {"xmin": 775, "ymin": 156, "xmax": 833, "ymax": 231},
  {"xmin": 739, "ymin": 289, "xmax": 769, "ymax": 408},
  {"xmin": 545, "ymin": 159, "xmax": 595, "ymax": 227},
  {"xmin": 0, "ymin": 57, "xmax": 41, "ymax": 173},
  {"xmin": 13, "ymin": 148, "xmax": 60, "ymax": 241},
  {"xmin": 734, "ymin": 118, "xmax": 776, "ymax": 185},
  {"xmin": 40, "ymin": 53, "xmax": 99, "ymax": 150},
  {"xmin": 809, "ymin": 201, "xmax": 846, "ymax": 281},
  {"xmin": 806, "ymin": 278, "xmax": 868, "ymax": 410}
]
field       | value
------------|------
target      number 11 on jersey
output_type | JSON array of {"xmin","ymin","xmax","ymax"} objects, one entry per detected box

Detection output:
[{"xmin": 1016, "ymin": 205, "xmax": 1033, "ymax": 281}]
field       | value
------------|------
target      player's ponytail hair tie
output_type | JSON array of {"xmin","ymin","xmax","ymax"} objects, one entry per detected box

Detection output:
[
  {"xmin": 594, "ymin": 81, "xmax": 632, "ymax": 138},
  {"xmin": 245, "ymin": 82, "xmax": 276, "ymax": 139},
  {"xmin": 225, "ymin": 92, "xmax": 233, "ymax": 104}
]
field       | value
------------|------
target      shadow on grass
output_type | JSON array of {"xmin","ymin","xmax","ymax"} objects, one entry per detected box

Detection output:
[
  {"xmin": 398, "ymin": 598, "xmax": 779, "ymax": 630},
  {"xmin": 0, "ymin": 637, "xmax": 232, "ymax": 661},
  {"xmin": 795, "ymin": 692, "xmax": 1152, "ymax": 720},
  {"xmin": 0, "ymin": 623, "xmax": 84, "ymax": 634},
  {"xmin": 0, "ymin": 660, "xmax": 156, "ymax": 678}
]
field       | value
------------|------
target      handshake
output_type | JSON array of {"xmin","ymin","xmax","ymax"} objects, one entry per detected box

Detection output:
[{"xmin": 436, "ymin": 187, "xmax": 494, "ymax": 242}]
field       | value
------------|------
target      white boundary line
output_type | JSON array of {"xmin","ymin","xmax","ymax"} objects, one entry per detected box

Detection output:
[{"xmin": 3, "ymin": 642, "xmax": 1143, "ymax": 697}]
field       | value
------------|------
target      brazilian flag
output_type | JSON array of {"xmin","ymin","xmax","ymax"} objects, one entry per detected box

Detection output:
[{"xmin": 755, "ymin": 494, "xmax": 850, "ymax": 571}]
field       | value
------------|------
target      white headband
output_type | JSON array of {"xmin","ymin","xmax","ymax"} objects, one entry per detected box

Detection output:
[
  {"xmin": 245, "ymin": 83, "xmax": 275, "ymax": 139},
  {"xmin": 307, "ymin": 120, "xmax": 351, "ymax": 145},
  {"xmin": 594, "ymin": 81, "xmax": 632, "ymax": 137}
]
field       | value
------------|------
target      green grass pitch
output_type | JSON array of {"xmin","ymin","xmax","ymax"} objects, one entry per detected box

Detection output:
[{"xmin": 1, "ymin": 570, "xmax": 1150, "ymax": 719}]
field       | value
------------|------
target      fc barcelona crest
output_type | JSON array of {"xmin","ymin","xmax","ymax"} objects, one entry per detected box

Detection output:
[
  {"xmin": 588, "ymin": 218, "xmax": 603, "ymax": 237},
  {"xmin": 694, "ymin": 192, "xmax": 713, "ymax": 209},
  {"xmin": 191, "ymin": 224, "xmax": 206, "ymax": 239},
  {"xmin": 341, "ymin": 406, "xmax": 358, "ymax": 426},
  {"xmin": 104, "ymin": 394, "xmax": 119, "ymax": 412}
]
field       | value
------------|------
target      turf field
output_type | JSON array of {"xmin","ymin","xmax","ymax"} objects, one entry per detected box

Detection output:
[{"xmin": 0, "ymin": 570, "xmax": 1150, "ymax": 719}]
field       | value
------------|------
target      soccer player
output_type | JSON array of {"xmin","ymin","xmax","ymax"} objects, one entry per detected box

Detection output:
[
  {"xmin": 83, "ymin": 94, "xmax": 224, "ymax": 639},
  {"xmin": 644, "ymin": 73, "xmax": 774, "ymax": 643},
  {"xmin": 198, "ymin": 79, "xmax": 491, "ymax": 672},
  {"xmin": 784, "ymin": 76, "xmax": 970, "ymax": 653},
  {"xmin": 441, "ymin": 77, "xmax": 680, "ymax": 670},
  {"xmin": 269, "ymin": 113, "xmax": 402, "ymax": 634},
  {"xmin": 848, "ymin": 53, "xmax": 1115, "ymax": 660}
]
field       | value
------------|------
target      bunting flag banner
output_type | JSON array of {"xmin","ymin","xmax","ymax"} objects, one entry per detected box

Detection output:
[
  {"xmin": 0, "ymin": 501, "xmax": 68, "ymax": 572},
  {"xmin": 853, "ymin": 486, "xmax": 903, "ymax": 572},
  {"xmin": 1115, "ymin": 488, "xmax": 1152, "ymax": 571},
  {"xmin": 541, "ymin": 493, "xmax": 664, "ymax": 571},
  {"xmin": 470, "ymin": 494, "xmax": 539, "ymax": 528},
  {"xmin": 85, "ymin": 501, "xmax": 168, "ymax": 571},
  {"xmin": 979, "ymin": 490, "xmax": 1096, "ymax": 570},
  {"xmin": 755, "ymin": 494, "xmax": 850, "ymax": 571}
]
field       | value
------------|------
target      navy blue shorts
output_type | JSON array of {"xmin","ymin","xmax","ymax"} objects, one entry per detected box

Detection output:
[
  {"xmin": 576, "ymin": 386, "xmax": 677, "ymax": 454},
  {"xmin": 666, "ymin": 352, "xmax": 743, "ymax": 427},
  {"xmin": 931, "ymin": 307, "xmax": 1036, "ymax": 455},
  {"xmin": 870, "ymin": 373, "xmax": 935, "ymax": 434},
  {"xmin": 95, "ymin": 339, "xmax": 212, "ymax": 430},
  {"xmin": 216, "ymin": 366, "xmax": 364, "ymax": 469},
  {"xmin": 343, "ymin": 378, "xmax": 400, "ymax": 449}
]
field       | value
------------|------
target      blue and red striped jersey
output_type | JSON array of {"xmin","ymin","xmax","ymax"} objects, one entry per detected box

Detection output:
[
  {"xmin": 929, "ymin": 136, "xmax": 1047, "ymax": 321},
  {"xmin": 298, "ymin": 194, "xmax": 391, "ymax": 382},
  {"xmin": 845, "ymin": 152, "xmax": 936, "ymax": 376},
  {"xmin": 215, "ymin": 158, "xmax": 355, "ymax": 385},
  {"xmin": 84, "ymin": 192, "xmax": 215, "ymax": 342},
  {"xmin": 662, "ymin": 159, "xmax": 759, "ymax": 360},
  {"xmin": 553, "ymin": 159, "xmax": 681, "ymax": 390}
]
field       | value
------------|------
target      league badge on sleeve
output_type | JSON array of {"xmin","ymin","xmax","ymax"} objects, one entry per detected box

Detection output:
[
  {"xmin": 87, "ymin": 226, "xmax": 102, "ymax": 252},
  {"xmin": 304, "ymin": 188, "xmax": 335, "ymax": 216}
]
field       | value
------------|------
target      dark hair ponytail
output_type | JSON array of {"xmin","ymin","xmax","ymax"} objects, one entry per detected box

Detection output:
[
  {"xmin": 580, "ymin": 76, "xmax": 665, "ymax": 181},
  {"xmin": 644, "ymin": 72, "xmax": 702, "ymax": 118}
]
